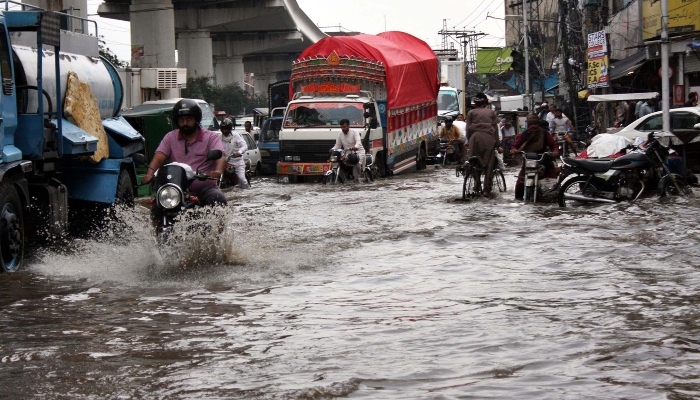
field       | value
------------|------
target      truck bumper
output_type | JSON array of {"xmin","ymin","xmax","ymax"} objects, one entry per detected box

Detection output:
[{"xmin": 277, "ymin": 162, "xmax": 331, "ymax": 175}]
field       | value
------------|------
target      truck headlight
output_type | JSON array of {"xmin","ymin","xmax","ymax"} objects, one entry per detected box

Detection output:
[
  {"xmin": 157, "ymin": 185, "xmax": 182, "ymax": 209},
  {"xmin": 260, "ymin": 149, "xmax": 270, "ymax": 158},
  {"xmin": 284, "ymin": 155, "xmax": 293, "ymax": 161}
]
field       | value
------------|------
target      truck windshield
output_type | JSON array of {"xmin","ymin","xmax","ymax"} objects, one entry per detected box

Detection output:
[
  {"xmin": 437, "ymin": 91, "xmax": 459, "ymax": 112},
  {"xmin": 284, "ymin": 102, "xmax": 364, "ymax": 128}
]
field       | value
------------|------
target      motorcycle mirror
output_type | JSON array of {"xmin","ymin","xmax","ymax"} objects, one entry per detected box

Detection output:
[
  {"xmin": 206, "ymin": 149, "xmax": 223, "ymax": 161},
  {"xmin": 132, "ymin": 153, "xmax": 148, "ymax": 166}
]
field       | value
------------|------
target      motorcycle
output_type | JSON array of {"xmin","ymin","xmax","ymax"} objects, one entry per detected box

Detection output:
[
  {"xmin": 323, "ymin": 149, "xmax": 373, "ymax": 184},
  {"xmin": 555, "ymin": 131, "xmax": 579, "ymax": 157},
  {"xmin": 520, "ymin": 151, "xmax": 560, "ymax": 203},
  {"xmin": 135, "ymin": 150, "xmax": 224, "ymax": 245},
  {"xmin": 221, "ymin": 155, "xmax": 251, "ymax": 189},
  {"xmin": 436, "ymin": 138, "xmax": 461, "ymax": 166},
  {"xmin": 557, "ymin": 131, "xmax": 693, "ymax": 207}
]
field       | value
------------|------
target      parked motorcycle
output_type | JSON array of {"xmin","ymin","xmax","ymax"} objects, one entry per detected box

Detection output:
[
  {"xmin": 323, "ymin": 149, "xmax": 373, "ymax": 184},
  {"xmin": 558, "ymin": 132, "xmax": 693, "ymax": 207},
  {"xmin": 221, "ymin": 155, "xmax": 251, "ymax": 189},
  {"xmin": 520, "ymin": 151, "xmax": 559, "ymax": 203},
  {"xmin": 135, "ymin": 150, "xmax": 224, "ymax": 246}
]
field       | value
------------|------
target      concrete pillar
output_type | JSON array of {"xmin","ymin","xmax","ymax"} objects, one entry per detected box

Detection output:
[
  {"xmin": 214, "ymin": 56, "xmax": 245, "ymax": 88},
  {"xmin": 177, "ymin": 31, "xmax": 214, "ymax": 79},
  {"xmin": 253, "ymin": 73, "xmax": 274, "ymax": 96},
  {"xmin": 130, "ymin": 0, "xmax": 176, "ymax": 68}
]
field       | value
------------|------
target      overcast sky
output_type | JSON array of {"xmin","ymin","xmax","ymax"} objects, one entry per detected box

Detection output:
[{"xmin": 87, "ymin": 0, "xmax": 506, "ymax": 65}]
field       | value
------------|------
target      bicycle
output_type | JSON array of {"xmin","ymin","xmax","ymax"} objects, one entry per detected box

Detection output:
[{"xmin": 459, "ymin": 156, "xmax": 506, "ymax": 199}]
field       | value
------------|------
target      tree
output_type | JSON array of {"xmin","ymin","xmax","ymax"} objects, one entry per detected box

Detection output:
[
  {"xmin": 98, "ymin": 36, "xmax": 128, "ymax": 68},
  {"xmin": 182, "ymin": 76, "xmax": 267, "ymax": 116}
]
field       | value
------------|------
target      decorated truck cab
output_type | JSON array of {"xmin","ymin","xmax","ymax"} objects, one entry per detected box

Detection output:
[{"xmin": 277, "ymin": 31, "xmax": 440, "ymax": 179}]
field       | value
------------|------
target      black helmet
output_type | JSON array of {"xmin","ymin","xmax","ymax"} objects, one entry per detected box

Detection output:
[
  {"xmin": 346, "ymin": 152, "xmax": 360, "ymax": 165},
  {"xmin": 445, "ymin": 117, "xmax": 453, "ymax": 125},
  {"xmin": 172, "ymin": 98, "xmax": 202, "ymax": 124},
  {"xmin": 220, "ymin": 118, "xmax": 234, "ymax": 129}
]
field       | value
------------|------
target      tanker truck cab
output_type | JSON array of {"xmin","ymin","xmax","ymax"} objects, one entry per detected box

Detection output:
[
  {"xmin": 0, "ymin": 6, "xmax": 144, "ymax": 272},
  {"xmin": 277, "ymin": 91, "xmax": 385, "ymax": 178}
]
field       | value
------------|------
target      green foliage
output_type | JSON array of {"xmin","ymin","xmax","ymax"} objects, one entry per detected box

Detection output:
[
  {"xmin": 98, "ymin": 36, "xmax": 128, "ymax": 68},
  {"xmin": 182, "ymin": 76, "xmax": 267, "ymax": 115}
]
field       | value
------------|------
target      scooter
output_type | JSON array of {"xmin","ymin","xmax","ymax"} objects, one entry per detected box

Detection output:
[
  {"xmin": 135, "ymin": 150, "xmax": 224, "ymax": 246},
  {"xmin": 557, "ymin": 132, "xmax": 693, "ymax": 207}
]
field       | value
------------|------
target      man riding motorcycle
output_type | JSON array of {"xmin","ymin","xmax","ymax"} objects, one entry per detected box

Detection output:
[
  {"xmin": 511, "ymin": 114, "xmax": 559, "ymax": 200},
  {"xmin": 438, "ymin": 117, "xmax": 464, "ymax": 163},
  {"xmin": 141, "ymin": 98, "xmax": 227, "ymax": 223},
  {"xmin": 220, "ymin": 118, "xmax": 250, "ymax": 189}
]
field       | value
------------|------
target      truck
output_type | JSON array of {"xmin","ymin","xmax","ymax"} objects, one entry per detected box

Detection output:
[
  {"xmin": 0, "ymin": 3, "xmax": 144, "ymax": 272},
  {"xmin": 277, "ymin": 31, "xmax": 440, "ymax": 179},
  {"xmin": 438, "ymin": 60, "xmax": 465, "ymax": 123}
]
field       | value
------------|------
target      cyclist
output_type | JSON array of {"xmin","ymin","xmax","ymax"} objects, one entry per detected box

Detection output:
[{"xmin": 466, "ymin": 92, "xmax": 499, "ymax": 197}]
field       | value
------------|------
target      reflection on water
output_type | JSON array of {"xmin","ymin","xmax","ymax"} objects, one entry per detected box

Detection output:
[{"xmin": 2, "ymin": 167, "xmax": 700, "ymax": 399}]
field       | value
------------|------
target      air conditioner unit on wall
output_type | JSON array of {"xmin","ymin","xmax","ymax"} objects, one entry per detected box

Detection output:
[{"xmin": 140, "ymin": 68, "xmax": 187, "ymax": 89}]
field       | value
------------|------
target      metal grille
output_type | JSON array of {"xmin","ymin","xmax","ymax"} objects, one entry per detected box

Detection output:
[
  {"xmin": 280, "ymin": 140, "xmax": 336, "ymax": 162},
  {"xmin": 40, "ymin": 12, "xmax": 61, "ymax": 48},
  {"xmin": 157, "ymin": 70, "xmax": 180, "ymax": 89}
]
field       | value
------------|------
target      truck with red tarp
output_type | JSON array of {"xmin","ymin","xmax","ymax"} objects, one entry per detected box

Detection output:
[{"xmin": 277, "ymin": 31, "xmax": 440, "ymax": 179}]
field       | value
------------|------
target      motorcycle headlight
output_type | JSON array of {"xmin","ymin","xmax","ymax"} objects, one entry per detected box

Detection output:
[
  {"xmin": 157, "ymin": 185, "xmax": 182, "ymax": 210},
  {"xmin": 525, "ymin": 160, "xmax": 538, "ymax": 168}
]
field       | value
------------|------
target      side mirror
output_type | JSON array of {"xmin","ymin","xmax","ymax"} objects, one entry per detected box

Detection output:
[
  {"xmin": 206, "ymin": 149, "xmax": 223, "ymax": 161},
  {"xmin": 369, "ymin": 118, "xmax": 379, "ymax": 129},
  {"xmin": 132, "ymin": 153, "xmax": 148, "ymax": 166},
  {"xmin": 694, "ymin": 122, "xmax": 700, "ymax": 130},
  {"xmin": 254, "ymin": 133, "xmax": 259, "ymax": 141},
  {"xmin": 364, "ymin": 111, "xmax": 371, "ymax": 118}
]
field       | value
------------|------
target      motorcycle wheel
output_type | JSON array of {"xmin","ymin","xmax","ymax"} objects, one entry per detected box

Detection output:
[
  {"xmin": 245, "ymin": 170, "xmax": 252, "ymax": 186},
  {"xmin": 363, "ymin": 168, "xmax": 373, "ymax": 183},
  {"xmin": 462, "ymin": 171, "xmax": 477, "ymax": 200},
  {"xmin": 525, "ymin": 186, "xmax": 534, "ymax": 202},
  {"xmin": 322, "ymin": 171, "xmax": 337, "ymax": 185},
  {"xmin": 493, "ymin": 169, "xmax": 506, "ymax": 192},
  {"xmin": 0, "ymin": 179, "xmax": 24, "ymax": 272},
  {"xmin": 558, "ymin": 176, "xmax": 600, "ymax": 207},
  {"xmin": 658, "ymin": 174, "xmax": 693, "ymax": 198}
]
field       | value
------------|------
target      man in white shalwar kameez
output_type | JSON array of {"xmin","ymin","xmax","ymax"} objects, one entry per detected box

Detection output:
[
  {"xmin": 220, "ymin": 118, "xmax": 249, "ymax": 189},
  {"xmin": 330, "ymin": 119, "xmax": 365, "ymax": 182}
]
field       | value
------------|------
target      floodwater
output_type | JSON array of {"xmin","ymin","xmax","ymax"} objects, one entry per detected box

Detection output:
[{"xmin": 2, "ymin": 166, "xmax": 700, "ymax": 399}]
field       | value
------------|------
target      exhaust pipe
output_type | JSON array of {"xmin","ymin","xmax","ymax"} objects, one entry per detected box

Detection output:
[{"xmin": 564, "ymin": 194, "xmax": 617, "ymax": 204}]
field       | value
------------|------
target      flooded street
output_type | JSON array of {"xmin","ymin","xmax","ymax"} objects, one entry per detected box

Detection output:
[{"xmin": 2, "ymin": 166, "xmax": 700, "ymax": 399}]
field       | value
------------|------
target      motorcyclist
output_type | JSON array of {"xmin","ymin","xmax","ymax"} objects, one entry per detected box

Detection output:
[
  {"xmin": 510, "ymin": 114, "xmax": 559, "ymax": 200},
  {"xmin": 330, "ymin": 118, "xmax": 365, "ymax": 182},
  {"xmin": 438, "ymin": 117, "xmax": 463, "ymax": 162},
  {"xmin": 141, "ymin": 98, "xmax": 227, "ymax": 222},
  {"xmin": 220, "ymin": 118, "xmax": 250, "ymax": 189}
]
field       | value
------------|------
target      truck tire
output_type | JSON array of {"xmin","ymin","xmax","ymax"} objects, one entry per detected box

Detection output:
[
  {"xmin": 115, "ymin": 170, "xmax": 135, "ymax": 207},
  {"xmin": 375, "ymin": 152, "xmax": 387, "ymax": 178},
  {"xmin": 0, "ymin": 181, "xmax": 24, "ymax": 272},
  {"xmin": 416, "ymin": 146, "xmax": 427, "ymax": 170}
]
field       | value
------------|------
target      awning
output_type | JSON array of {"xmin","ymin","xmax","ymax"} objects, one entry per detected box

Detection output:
[
  {"xmin": 609, "ymin": 51, "xmax": 648, "ymax": 80},
  {"xmin": 587, "ymin": 92, "xmax": 659, "ymax": 102}
]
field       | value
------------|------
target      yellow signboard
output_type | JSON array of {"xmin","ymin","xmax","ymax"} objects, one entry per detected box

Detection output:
[
  {"xmin": 587, "ymin": 55, "xmax": 610, "ymax": 88},
  {"xmin": 641, "ymin": 0, "xmax": 700, "ymax": 40}
]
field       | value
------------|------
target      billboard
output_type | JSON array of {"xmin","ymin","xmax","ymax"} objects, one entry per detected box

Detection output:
[
  {"xmin": 476, "ymin": 47, "xmax": 513, "ymax": 74},
  {"xmin": 587, "ymin": 30, "xmax": 610, "ymax": 89},
  {"xmin": 641, "ymin": 0, "xmax": 700, "ymax": 40}
]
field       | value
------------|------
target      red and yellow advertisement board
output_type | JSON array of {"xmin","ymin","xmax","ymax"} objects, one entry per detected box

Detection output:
[
  {"xmin": 277, "ymin": 162, "xmax": 331, "ymax": 175},
  {"xmin": 587, "ymin": 30, "xmax": 610, "ymax": 89}
]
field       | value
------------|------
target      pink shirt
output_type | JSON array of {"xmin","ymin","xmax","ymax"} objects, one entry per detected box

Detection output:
[{"xmin": 155, "ymin": 128, "xmax": 225, "ymax": 194}]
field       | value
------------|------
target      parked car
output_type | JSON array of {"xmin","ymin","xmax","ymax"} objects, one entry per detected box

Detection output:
[
  {"xmin": 614, "ymin": 107, "xmax": 700, "ymax": 141},
  {"xmin": 239, "ymin": 131, "xmax": 261, "ymax": 176}
]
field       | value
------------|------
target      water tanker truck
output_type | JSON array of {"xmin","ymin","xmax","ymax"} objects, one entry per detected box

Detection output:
[
  {"xmin": 0, "ymin": 2, "xmax": 144, "ymax": 272},
  {"xmin": 277, "ymin": 31, "xmax": 440, "ymax": 179}
]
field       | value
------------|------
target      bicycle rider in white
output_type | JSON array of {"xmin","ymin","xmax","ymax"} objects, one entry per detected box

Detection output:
[
  {"xmin": 330, "ymin": 118, "xmax": 365, "ymax": 182},
  {"xmin": 220, "ymin": 118, "xmax": 250, "ymax": 189}
]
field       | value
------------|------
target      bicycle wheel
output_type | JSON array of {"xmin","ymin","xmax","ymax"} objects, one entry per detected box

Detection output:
[
  {"xmin": 493, "ymin": 169, "xmax": 506, "ymax": 192},
  {"xmin": 462, "ymin": 171, "xmax": 477, "ymax": 200}
]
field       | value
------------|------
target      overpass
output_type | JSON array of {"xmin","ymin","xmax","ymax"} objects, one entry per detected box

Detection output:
[{"xmin": 93, "ymin": 0, "xmax": 326, "ymax": 94}]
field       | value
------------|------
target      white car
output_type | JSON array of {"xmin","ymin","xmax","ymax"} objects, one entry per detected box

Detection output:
[
  {"xmin": 615, "ymin": 107, "xmax": 700, "ymax": 142},
  {"xmin": 239, "ymin": 132, "xmax": 261, "ymax": 176}
]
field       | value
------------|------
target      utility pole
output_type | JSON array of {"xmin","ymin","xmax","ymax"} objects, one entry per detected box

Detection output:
[
  {"xmin": 661, "ymin": 0, "xmax": 670, "ymax": 131},
  {"xmin": 559, "ymin": 0, "xmax": 578, "ymax": 131},
  {"xmin": 523, "ymin": 0, "xmax": 532, "ymax": 112}
]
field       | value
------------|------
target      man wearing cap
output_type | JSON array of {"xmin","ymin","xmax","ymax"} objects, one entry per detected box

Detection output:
[
  {"xmin": 538, "ymin": 102, "xmax": 549, "ymax": 121},
  {"xmin": 510, "ymin": 114, "xmax": 559, "ymax": 200}
]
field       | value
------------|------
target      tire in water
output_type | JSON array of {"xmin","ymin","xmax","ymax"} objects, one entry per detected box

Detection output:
[
  {"xmin": 658, "ymin": 174, "xmax": 693, "ymax": 198},
  {"xmin": 558, "ymin": 176, "xmax": 599, "ymax": 207},
  {"xmin": 0, "ymin": 180, "xmax": 24, "ymax": 272},
  {"xmin": 493, "ymin": 170, "xmax": 506, "ymax": 192}
]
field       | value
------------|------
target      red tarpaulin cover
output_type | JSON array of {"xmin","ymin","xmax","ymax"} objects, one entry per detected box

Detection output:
[{"xmin": 292, "ymin": 31, "xmax": 440, "ymax": 111}]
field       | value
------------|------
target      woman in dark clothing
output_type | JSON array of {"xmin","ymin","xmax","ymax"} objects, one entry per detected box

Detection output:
[
  {"xmin": 466, "ymin": 92, "xmax": 500, "ymax": 197},
  {"xmin": 510, "ymin": 114, "xmax": 559, "ymax": 200}
]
